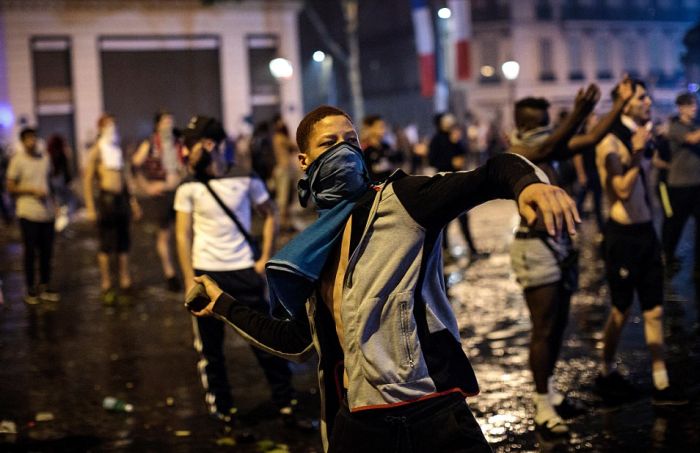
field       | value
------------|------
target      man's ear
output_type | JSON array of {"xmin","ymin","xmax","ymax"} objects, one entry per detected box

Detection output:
[{"xmin": 298, "ymin": 153, "xmax": 309, "ymax": 171}]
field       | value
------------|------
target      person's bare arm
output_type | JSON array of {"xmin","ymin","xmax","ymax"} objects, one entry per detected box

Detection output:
[
  {"xmin": 568, "ymin": 80, "xmax": 632, "ymax": 151},
  {"xmin": 573, "ymin": 154, "xmax": 587, "ymax": 186},
  {"xmin": 82, "ymin": 145, "xmax": 99, "ymax": 221},
  {"xmin": 176, "ymin": 210, "xmax": 196, "ymax": 293},
  {"xmin": 652, "ymin": 150, "xmax": 670, "ymax": 170},
  {"xmin": 253, "ymin": 199, "xmax": 279, "ymax": 274},
  {"xmin": 603, "ymin": 130, "xmax": 649, "ymax": 200},
  {"xmin": 131, "ymin": 140, "xmax": 150, "ymax": 167},
  {"xmin": 513, "ymin": 84, "xmax": 600, "ymax": 163}
]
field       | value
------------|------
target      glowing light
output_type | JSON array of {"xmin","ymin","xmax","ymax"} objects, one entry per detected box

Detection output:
[
  {"xmin": 480, "ymin": 65, "xmax": 495, "ymax": 77},
  {"xmin": 0, "ymin": 103, "xmax": 13, "ymax": 130},
  {"xmin": 501, "ymin": 60, "xmax": 520, "ymax": 81},
  {"xmin": 312, "ymin": 50, "xmax": 326, "ymax": 62},
  {"xmin": 269, "ymin": 58, "xmax": 293, "ymax": 79},
  {"xmin": 688, "ymin": 83, "xmax": 699, "ymax": 93},
  {"xmin": 437, "ymin": 7, "xmax": 452, "ymax": 19}
]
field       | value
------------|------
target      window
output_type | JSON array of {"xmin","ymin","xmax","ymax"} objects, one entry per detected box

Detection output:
[
  {"xmin": 479, "ymin": 38, "xmax": 500, "ymax": 83},
  {"xmin": 539, "ymin": 38, "xmax": 556, "ymax": 81},
  {"xmin": 595, "ymin": 34, "xmax": 612, "ymax": 79},
  {"xmin": 567, "ymin": 34, "xmax": 584, "ymax": 80},
  {"xmin": 536, "ymin": 0, "xmax": 552, "ymax": 19},
  {"xmin": 622, "ymin": 35, "xmax": 639, "ymax": 78}
]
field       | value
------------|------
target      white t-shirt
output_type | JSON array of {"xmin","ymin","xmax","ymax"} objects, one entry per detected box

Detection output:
[
  {"xmin": 6, "ymin": 148, "xmax": 54, "ymax": 222},
  {"xmin": 174, "ymin": 172, "xmax": 269, "ymax": 271}
]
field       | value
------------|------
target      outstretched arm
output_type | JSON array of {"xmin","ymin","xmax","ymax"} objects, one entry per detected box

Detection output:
[
  {"xmin": 568, "ymin": 79, "xmax": 633, "ymax": 151},
  {"xmin": 513, "ymin": 84, "xmax": 600, "ymax": 163},
  {"xmin": 393, "ymin": 152, "xmax": 579, "ymax": 236},
  {"xmin": 190, "ymin": 275, "xmax": 314, "ymax": 362}
]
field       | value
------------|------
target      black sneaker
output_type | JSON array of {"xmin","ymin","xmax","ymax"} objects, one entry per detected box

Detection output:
[
  {"xmin": 595, "ymin": 370, "xmax": 639, "ymax": 402},
  {"xmin": 553, "ymin": 396, "xmax": 586, "ymax": 419},
  {"xmin": 652, "ymin": 386, "xmax": 689, "ymax": 407}
]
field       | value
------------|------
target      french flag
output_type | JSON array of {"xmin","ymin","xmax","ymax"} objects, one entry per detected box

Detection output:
[
  {"xmin": 449, "ymin": 0, "xmax": 472, "ymax": 81},
  {"xmin": 411, "ymin": 0, "xmax": 435, "ymax": 97}
]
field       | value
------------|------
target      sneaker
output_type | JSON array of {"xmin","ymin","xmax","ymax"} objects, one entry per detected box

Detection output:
[
  {"xmin": 553, "ymin": 396, "xmax": 586, "ymax": 419},
  {"xmin": 595, "ymin": 370, "xmax": 639, "ymax": 402},
  {"xmin": 166, "ymin": 276, "xmax": 182, "ymax": 293},
  {"xmin": 101, "ymin": 288, "xmax": 117, "ymax": 305},
  {"xmin": 24, "ymin": 290, "xmax": 40, "ymax": 305},
  {"xmin": 38, "ymin": 285, "xmax": 61, "ymax": 302},
  {"xmin": 652, "ymin": 386, "xmax": 689, "ymax": 407},
  {"xmin": 535, "ymin": 415, "xmax": 569, "ymax": 441}
]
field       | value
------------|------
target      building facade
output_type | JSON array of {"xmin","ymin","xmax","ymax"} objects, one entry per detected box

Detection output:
[
  {"xmin": 467, "ymin": 0, "xmax": 699, "ymax": 126},
  {"xmin": 0, "ymin": 0, "xmax": 303, "ymax": 166}
]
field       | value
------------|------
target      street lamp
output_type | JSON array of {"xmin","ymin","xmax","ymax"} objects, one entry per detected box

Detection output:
[
  {"xmin": 313, "ymin": 50, "xmax": 326, "ymax": 63},
  {"xmin": 501, "ymin": 60, "xmax": 520, "ymax": 81},
  {"xmin": 437, "ymin": 7, "xmax": 451, "ymax": 19},
  {"xmin": 269, "ymin": 57, "xmax": 293, "ymax": 80},
  {"xmin": 501, "ymin": 60, "xmax": 520, "ymax": 130}
]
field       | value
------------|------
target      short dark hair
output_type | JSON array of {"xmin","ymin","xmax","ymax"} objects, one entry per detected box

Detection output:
[
  {"xmin": 676, "ymin": 92, "xmax": 696, "ymax": 106},
  {"xmin": 514, "ymin": 97, "xmax": 550, "ymax": 130},
  {"xmin": 362, "ymin": 114, "xmax": 383, "ymax": 128},
  {"xmin": 19, "ymin": 127, "xmax": 37, "ymax": 140},
  {"xmin": 611, "ymin": 78, "xmax": 646, "ymax": 102},
  {"xmin": 296, "ymin": 105, "xmax": 352, "ymax": 153},
  {"xmin": 154, "ymin": 109, "xmax": 171, "ymax": 128},
  {"xmin": 182, "ymin": 115, "xmax": 227, "ymax": 149}
]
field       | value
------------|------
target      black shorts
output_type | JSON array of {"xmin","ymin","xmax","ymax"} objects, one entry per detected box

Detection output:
[
  {"xmin": 139, "ymin": 191, "xmax": 175, "ymax": 230},
  {"xmin": 603, "ymin": 220, "xmax": 663, "ymax": 312},
  {"xmin": 98, "ymin": 191, "xmax": 130, "ymax": 253}
]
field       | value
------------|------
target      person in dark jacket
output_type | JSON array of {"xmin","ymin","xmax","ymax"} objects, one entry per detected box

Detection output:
[{"xmin": 188, "ymin": 105, "xmax": 579, "ymax": 452}]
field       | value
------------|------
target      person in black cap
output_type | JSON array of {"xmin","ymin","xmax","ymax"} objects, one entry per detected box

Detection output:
[{"xmin": 174, "ymin": 115, "xmax": 300, "ymax": 429}]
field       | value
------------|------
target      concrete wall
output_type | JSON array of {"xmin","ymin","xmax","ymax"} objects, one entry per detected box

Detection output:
[{"xmin": 0, "ymin": 0, "xmax": 302, "ymax": 162}]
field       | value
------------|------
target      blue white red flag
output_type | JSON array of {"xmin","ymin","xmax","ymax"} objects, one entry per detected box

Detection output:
[
  {"xmin": 411, "ymin": 0, "xmax": 436, "ymax": 97},
  {"xmin": 449, "ymin": 0, "xmax": 472, "ymax": 81}
]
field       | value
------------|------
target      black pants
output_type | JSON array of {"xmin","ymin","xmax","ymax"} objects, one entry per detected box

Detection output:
[
  {"xmin": 662, "ymin": 185, "xmax": 700, "ymax": 269},
  {"xmin": 329, "ymin": 393, "xmax": 491, "ymax": 453},
  {"xmin": 192, "ymin": 267, "xmax": 293, "ymax": 414},
  {"xmin": 19, "ymin": 218, "xmax": 55, "ymax": 290},
  {"xmin": 604, "ymin": 221, "xmax": 663, "ymax": 312}
]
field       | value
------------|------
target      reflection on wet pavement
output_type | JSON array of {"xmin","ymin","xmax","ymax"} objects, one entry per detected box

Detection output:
[{"xmin": 1, "ymin": 199, "xmax": 699, "ymax": 451}]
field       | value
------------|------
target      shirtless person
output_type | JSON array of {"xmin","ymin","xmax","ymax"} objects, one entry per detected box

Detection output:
[
  {"xmin": 594, "ymin": 80, "xmax": 687, "ymax": 406},
  {"xmin": 84, "ymin": 114, "xmax": 141, "ymax": 303}
]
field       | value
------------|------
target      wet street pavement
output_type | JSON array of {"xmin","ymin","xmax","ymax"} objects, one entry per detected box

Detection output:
[{"xmin": 1, "ymin": 199, "xmax": 699, "ymax": 452}]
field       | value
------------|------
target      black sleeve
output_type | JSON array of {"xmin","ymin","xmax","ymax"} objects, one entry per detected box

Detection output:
[
  {"xmin": 393, "ymin": 152, "xmax": 543, "ymax": 230},
  {"xmin": 212, "ymin": 293, "xmax": 314, "ymax": 360}
]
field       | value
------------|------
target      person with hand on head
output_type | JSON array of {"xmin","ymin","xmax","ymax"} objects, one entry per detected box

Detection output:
[
  {"xmin": 173, "ymin": 116, "xmax": 299, "ymax": 431},
  {"xmin": 508, "ymin": 78, "xmax": 634, "ymax": 439},
  {"xmin": 594, "ymin": 80, "xmax": 689, "ymax": 408},
  {"xmin": 186, "ymin": 105, "xmax": 579, "ymax": 452}
]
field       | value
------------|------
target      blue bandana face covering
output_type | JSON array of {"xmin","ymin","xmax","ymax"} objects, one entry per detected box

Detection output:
[
  {"xmin": 298, "ymin": 141, "xmax": 370, "ymax": 210},
  {"xmin": 267, "ymin": 141, "xmax": 372, "ymax": 318}
]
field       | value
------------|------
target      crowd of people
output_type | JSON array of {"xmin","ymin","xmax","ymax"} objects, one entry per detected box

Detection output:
[{"xmin": 1, "ymin": 71, "xmax": 699, "ymax": 451}]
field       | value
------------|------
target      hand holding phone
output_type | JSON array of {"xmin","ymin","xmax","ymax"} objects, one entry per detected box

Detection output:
[{"xmin": 184, "ymin": 283, "xmax": 211, "ymax": 312}]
